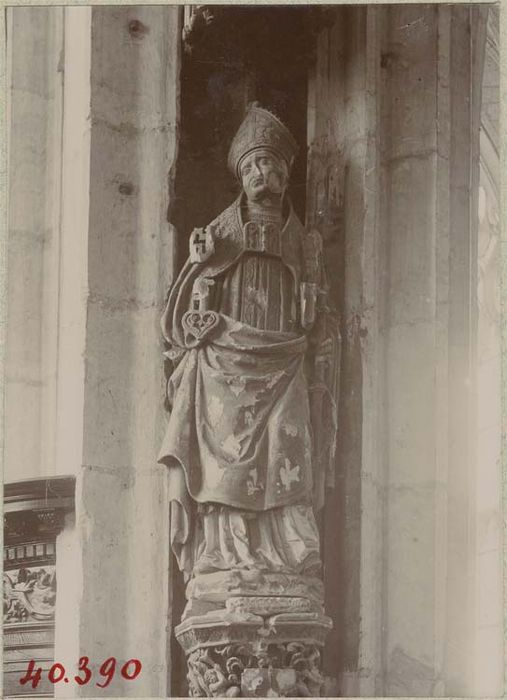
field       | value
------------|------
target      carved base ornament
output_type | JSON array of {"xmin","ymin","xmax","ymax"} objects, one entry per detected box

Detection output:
[
  {"xmin": 185, "ymin": 640, "xmax": 326, "ymax": 697},
  {"xmin": 159, "ymin": 104, "xmax": 339, "ymax": 695}
]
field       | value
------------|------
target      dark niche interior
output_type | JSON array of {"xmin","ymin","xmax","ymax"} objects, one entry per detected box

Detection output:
[{"xmin": 169, "ymin": 5, "xmax": 326, "ymax": 271}]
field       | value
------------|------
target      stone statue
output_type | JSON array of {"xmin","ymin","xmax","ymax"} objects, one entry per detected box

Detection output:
[{"xmin": 159, "ymin": 104, "xmax": 339, "ymax": 696}]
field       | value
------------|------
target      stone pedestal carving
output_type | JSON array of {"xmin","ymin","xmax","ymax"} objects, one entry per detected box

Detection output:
[
  {"xmin": 176, "ymin": 603, "xmax": 332, "ymax": 697},
  {"xmin": 160, "ymin": 105, "xmax": 339, "ymax": 696},
  {"xmin": 176, "ymin": 571, "xmax": 333, "ymax": 695}
]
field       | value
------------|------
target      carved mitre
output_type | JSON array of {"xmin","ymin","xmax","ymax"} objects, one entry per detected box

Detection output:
[{"xmin": 227, "ymin": 103, "xmax": 299, "ymax": 178}]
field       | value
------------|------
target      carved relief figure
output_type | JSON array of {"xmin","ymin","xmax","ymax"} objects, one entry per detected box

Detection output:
[
  {"xmin": 159, "ymin": 104, "xmax": 339, "ymax": 615},
  {"xmin": 4, "ymin": 566, "xmax": 56, "ymax": 623}
]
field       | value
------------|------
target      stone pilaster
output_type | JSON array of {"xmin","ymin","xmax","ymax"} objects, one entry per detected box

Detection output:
[
  {"xmin": 175, "ymin": 589, "xmax": 332, "ymax": 697},
  {"xmin": 70, "ymin": 7, "xmax": 181, "ymax": 696},
  {"xmin": 306, "ymin": 5, "xmax": 493, "ymax": 696},
  {"xmin": 6, "ymin": 6, "xmax": 182, "ymax": 696}
]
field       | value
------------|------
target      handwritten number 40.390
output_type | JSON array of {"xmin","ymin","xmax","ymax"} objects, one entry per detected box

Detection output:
[{"xmin": 19, "ymin": 657, "xmax": 142, "ymax": 688}]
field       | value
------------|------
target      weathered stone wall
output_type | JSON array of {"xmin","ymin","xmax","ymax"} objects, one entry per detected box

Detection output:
[
  {"xmin": 5, "ymin": 7, "xmax": 65, "ymax": 482},
  {"xmin": 5, "ymin": 6, "xmax": 181, "ymax": 697},
  {"xmin": 5, "ymin": 5, "xmax": 501, "ymax": 698},
  {"xmin": 73, "ymin": 7, "xmax": 180, "ymax": 696},
  {"xmin": 307, "ymin": 5, "xmax": 501, "ymax": 696}
]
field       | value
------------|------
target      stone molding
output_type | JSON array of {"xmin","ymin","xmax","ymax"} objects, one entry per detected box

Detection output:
[{"xmin": 4, "ymin": 477, "xmax": 75, "ymax": 547}]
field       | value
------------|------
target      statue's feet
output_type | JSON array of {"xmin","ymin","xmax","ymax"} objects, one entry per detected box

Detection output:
[
  {"xmin": 297, "ymin": 551, "xmax": 322, "ymax": 577},
  {"xmin": 192, "ymin": 554, "xmax": 223, "ymax": 575},
  {"xmin": 186, "ymin": 568, "xmax": 325, "ymax": 606}
]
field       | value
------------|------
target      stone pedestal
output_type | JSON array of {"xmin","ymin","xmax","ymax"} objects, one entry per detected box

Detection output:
[
  {"xmin": 176, "ymin": 570, "xmax": 332, "ymax": 696},
  {"xmin": 176, "ymin": 594, "xmax": 332, "ymax": 697}
]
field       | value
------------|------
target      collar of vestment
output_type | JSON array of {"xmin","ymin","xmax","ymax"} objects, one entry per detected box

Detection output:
[{"xmin": 197, "ymin": 194, "xmax": 304, "ymax": 283}]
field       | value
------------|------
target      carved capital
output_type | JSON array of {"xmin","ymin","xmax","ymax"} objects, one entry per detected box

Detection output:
[
  {"xmin": 177, "ymin": 605, "xmax": 331, "ymax": 697},
  {"xmin": 185, "ymin": 641, "xmax": 324, "ymax": 697}
]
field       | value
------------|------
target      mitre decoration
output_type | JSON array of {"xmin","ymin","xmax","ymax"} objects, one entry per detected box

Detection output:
[{"xmin": 228, "ymin": 103, "xmax": 299, "ymax": 179}]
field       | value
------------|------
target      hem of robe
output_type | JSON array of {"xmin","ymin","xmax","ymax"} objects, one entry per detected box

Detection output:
[
  {"xmin": 159, "ymin": 455, "xmax": 320, "ymax": 577},
  {"xmin": 158, "ymin": 454, "xmax": 312, "ymax": 513}
]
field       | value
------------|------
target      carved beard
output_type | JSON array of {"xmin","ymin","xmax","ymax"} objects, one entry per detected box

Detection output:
[
  {"xmin": 249, "ymin": 190, "xmax": 283, "ymax": 208},
  {"xmin": 245, "ymin": 180, "xmax": 286, "ymax": 208}
]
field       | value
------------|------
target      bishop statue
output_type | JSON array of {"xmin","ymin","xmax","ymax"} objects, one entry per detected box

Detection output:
[{"xmin": 159, "ymin": 104, "xmax": 339, "ymax": 697}]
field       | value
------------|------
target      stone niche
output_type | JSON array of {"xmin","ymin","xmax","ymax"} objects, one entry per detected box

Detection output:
[
  {"xmin": 169, "ymin": 6, "xmax": 338, "ymax": 697},
  {"xmin": 3, "ymin": 478, "xmax": 74, "ymax": 697}
]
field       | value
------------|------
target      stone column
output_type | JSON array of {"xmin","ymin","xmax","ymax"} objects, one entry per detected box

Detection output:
[
  {"xmin": 6, "ymin": 6, "xmax": 182, "ymax": 697},
  {"xmin": 71, "ymin": 7, "xmax": 181, "ymax": 696},
  {"xmin": 5, "ymin": 6, "xmax": 65, "ymax": 482},
  {"xmin": 306, "ymin": 5, "xmax": 496, "ymax": 696},
  {"xmin": 473, "ymin": 8, "xmax": 502, "ymax": 695}
]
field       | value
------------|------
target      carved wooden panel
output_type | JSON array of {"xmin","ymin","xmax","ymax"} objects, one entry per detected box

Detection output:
[{"xmin": 3, "ymin": 478, "xmax": 74, "ymax": 698}]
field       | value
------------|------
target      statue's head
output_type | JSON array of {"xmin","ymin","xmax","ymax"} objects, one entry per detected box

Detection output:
[
  {"xmin": 228, "ymin": 103, "xmax": 298, "ymax": 202},
  {"xmin": 238, "ymin": 148, "xmax": 289, "ymax": 202}
]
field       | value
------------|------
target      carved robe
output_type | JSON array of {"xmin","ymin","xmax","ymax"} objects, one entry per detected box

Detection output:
[{"xmin": 158, "ymin": 196, "xmax": 338, "ymax": 579}]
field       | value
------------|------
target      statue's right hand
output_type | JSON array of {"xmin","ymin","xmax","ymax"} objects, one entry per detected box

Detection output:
[{"xmin": 189, "ymin": 226, "xmax": 215, "ymax": 263}]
